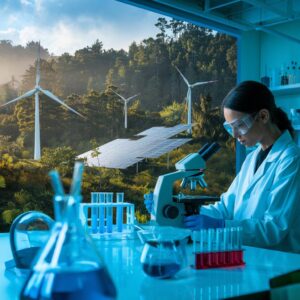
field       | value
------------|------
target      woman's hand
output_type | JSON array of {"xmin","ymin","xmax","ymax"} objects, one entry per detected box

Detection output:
[{"xmin": 183, "ymin": 214, "xmax": 225, "ymax": 230}]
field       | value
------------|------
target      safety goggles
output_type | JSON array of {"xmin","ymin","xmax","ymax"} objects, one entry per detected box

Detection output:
[{"xmin": 223, "ymin": 113, "xmax": 257, "ymax": 137}]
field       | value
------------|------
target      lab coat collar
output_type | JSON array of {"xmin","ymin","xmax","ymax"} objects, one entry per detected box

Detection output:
[
  {"xmin": 258, "ymin": 130, "xmax": 293, "ymax": 163},
  {"xmin": 245, "ymin": 130, "xmax": 292, "ymax": 194}
]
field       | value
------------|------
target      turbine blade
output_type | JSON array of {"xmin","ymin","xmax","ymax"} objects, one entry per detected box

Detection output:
[
  {"xmin": 126, "ymin": 93, "xmax": 140, "ymax": 103},
  {"xmin": 175, "ymin": 66, "xmax": 189, "ymax": 86},
  {"xmin": 0, "ymin": 89, "xmax": 36, "ymax": 108},
  {"xmin": 191, "ymin": 80, "xmax": 217, "ymax": 88},
  {"xmin": 111, "ymin": 89, "xmax": 126, "ymax": 101},
  {"xmin": 39, "ymin": 88, "xmax": 85, "ymax": 118}
]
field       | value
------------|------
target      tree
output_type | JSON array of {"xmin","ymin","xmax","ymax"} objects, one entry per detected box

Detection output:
[
  {"xmin": 192, "ymin": 94, "xmax": 228, "ymax": 141},
  {"xmin": 41, "ymin": 146, "xmax": 77, "ymax": 177},
  {"xmin": 160, "ymin": 101, "xmax": 185, "ymax": 126}
]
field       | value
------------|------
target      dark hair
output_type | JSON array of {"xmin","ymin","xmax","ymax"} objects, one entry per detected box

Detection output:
[{"xmin": 222, "ymin": 80, "xmax": 294, "ymax": 136}]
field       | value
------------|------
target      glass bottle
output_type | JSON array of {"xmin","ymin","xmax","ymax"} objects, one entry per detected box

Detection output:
[{"xmin": 20, "ymin": 194, "xmax": 117, "ymax": 300}]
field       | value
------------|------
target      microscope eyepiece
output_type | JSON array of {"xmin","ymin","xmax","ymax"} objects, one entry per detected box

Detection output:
[
  {"xmin": 201, "ymin": 142, "xmax": 221, "ymax": 161},
  {"xmin": 198, "ymin": 143, "xmax": 210, "ymax": 155}
]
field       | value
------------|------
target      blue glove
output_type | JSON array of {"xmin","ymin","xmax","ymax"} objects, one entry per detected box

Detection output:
[
  {"xmin": 183, "ymin": 214, "xmax": 225, "ymax": 230},
  {"xmin": 144, "ymin": 192, "xmax": 154, "ymax": 214}
]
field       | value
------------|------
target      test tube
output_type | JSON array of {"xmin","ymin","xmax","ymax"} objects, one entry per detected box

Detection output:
[
  {"xmin": 217, "ymin": 228, "xmax": 225, "ymax": 265},
  {"xmin": 91, "ymin": 192, "xmax": 98, "ymax": 233},
  {"xmin": 229, "ymin": 227, "xmax": 236, "ymax": 264},
  {"xmin": 235, "ymin": 227, "xmax": 244, "ymax": 264},
  {"xmin": 99, "ymin": 192, "xmax": 105, "ymax": 234},
  {"xmin": 223, "ymin": 228, "xmax": 230, "ymax": 264},
  {"xmin": 200, "ymin": 229, "xmax": 207, "ymax": 253},
  {"xmin": 201, "ymin": 229, "xmax": 208, "ymax": 268},
  {"xmin": 116, "ymin": 192, "xmax": 124, "ymax": 232},
  {"xmin": 207, "ymin": 229, "xmax": 214, "ymax": 266},
  {"xmin": 237, "ymin": 227, "xmax": 243, "ymax": 250},
  {"xmin": 193, "ymin": 231, "xmax": 199, "ymax": 253},
  {"xmin": 106, "ymin": 192, "xmax": 113, "ymax": 233},
  {"xmin": 232, "ymin": 227, "xmax": 238, "ymax": 250},
  {"xmin": 194, "ymin": 229, "xmax": 206, "ymax": 269}
]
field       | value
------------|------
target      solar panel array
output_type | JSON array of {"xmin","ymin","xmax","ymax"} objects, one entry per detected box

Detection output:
[{"xmin": 77, "ymin": 124, "xmax": 191, "ymax": 169}]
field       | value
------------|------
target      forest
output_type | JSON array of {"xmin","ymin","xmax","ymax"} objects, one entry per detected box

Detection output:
[{"xmin": 0, "ymin": 18, "xmax": 237, "ymax": 232}]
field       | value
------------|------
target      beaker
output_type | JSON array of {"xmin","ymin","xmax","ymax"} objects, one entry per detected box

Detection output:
[
  {"xmin": 138, "ymin": 227, "xmax": 191, "ymax": 279},
  {"xmin": 20, "ymin": 194, "xmax": 117, "ymax": 300}
]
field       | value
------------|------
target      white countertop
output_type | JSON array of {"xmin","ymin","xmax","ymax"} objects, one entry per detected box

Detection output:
[{"xmin": 1, "ymin": 232, "xmax": 300, "ymax": 300}]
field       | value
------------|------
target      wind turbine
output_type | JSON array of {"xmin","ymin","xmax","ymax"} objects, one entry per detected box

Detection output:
[
  {"xmin": 0, "ymin": 42, "xmax": 84, "ymax": 160},
  {"xmin": 175, "ymin": 66, "xmax": 216, "ymax": 134},
  {"xmin": 111, "ymin": 90, "xmax": 139, "ymax": 129}
]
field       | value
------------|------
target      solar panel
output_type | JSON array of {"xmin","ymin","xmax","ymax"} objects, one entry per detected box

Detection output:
[
  {"xmin": 77, "ymin": 124, "xmax": 191, "ymax": 169},
  {"xmin": 142, "ymin": 138, "xmax": 192, "ymax": 158},
  {"xmin": 137, "ymin": 124, "xmax": 190, "ymax": 138}
]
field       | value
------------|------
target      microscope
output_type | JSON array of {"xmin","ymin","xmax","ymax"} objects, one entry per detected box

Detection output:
[{"xmin": 152, "ymin": 142, "xmax": 221, "ymax": 227}]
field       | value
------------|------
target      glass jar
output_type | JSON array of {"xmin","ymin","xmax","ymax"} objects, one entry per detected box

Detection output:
[{"xmin": 138, "ymin": 227, "xmax": 191, "ymax": 279}]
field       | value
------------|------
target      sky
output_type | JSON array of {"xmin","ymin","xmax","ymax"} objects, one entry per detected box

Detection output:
[{"xmin": 0, "ymin": 0, "xmax": 162, "ymax": 55}]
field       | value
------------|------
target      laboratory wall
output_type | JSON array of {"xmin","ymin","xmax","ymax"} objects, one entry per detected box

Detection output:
[
  {"xmin": 260, "ymin": 19, "xmax": 300, "ymax": 113},
  {"xmin": 238, "ymin": 20, "xmax": 300, "ymax": 147}
]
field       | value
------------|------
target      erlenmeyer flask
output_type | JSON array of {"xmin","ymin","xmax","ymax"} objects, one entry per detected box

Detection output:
[{"xmin": 20, "ymin": 194, "xmax": 117, "ymax": 300}]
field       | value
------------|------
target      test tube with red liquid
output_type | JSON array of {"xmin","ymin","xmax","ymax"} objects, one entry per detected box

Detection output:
[{"xmin": 193, "ymin": 226, "xmax": 245, "ymax": 269}]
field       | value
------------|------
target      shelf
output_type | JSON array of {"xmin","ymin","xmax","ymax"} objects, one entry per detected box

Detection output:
[{"xmin": 271, "ymin": 83, "xmax": 300, "ymax": 96}]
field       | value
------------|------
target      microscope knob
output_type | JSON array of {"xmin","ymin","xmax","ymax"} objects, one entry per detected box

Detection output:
[{"xmin": 163, "ymin": 205, "xmax": 179, "ymax": 219}]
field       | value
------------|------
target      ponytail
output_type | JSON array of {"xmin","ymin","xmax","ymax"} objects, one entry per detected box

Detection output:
[{"xmin": 274, "ymin": 108, "xmax": 294, "ymax": 137}]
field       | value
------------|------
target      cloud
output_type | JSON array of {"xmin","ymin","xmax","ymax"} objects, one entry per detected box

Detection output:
[
  {"xmin": 16, "ymin": 15, "xmax": 160, "ymax": 55},
  {"xmin": 0, "ymin": 27, "xmax": 20, "ymax": 43},
  {"xmin": 0, "ymin": 28, "xmax": 18, "ymax": 35},
  {"xmin": 20, "ymin": 0, "xmax": 32, "ymax": 6},
  {"xmin": 1, "ymin": 0, "xmax": 162, "ymax": 55}
]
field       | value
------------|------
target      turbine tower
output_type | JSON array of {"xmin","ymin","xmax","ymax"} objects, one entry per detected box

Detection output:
[
  {"xmin": 0, "ymin": 42, "xmax": 84, "ymax": 160},
  {"xmin": 111, "ymin": 90, "xmax": 139, "ymax": 129},
  {"xmin": 175, "ymin": 66, "xmax": 216, "ymax": 134}
]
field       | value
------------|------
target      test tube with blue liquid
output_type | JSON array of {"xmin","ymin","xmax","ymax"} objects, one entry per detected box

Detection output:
[
  {"xmin": 99, "ymin": 192, "xmax": 105, "ymax": 234},
  {"xmin": 91, "ymin": 192, "xmax": 99, "ymax": 233},
  {"xmin": 116, "ymin": 192, "xmax": 124, "ymax": 232},
  {"xmin": 106, "ymin": 192, "xmax": 113, "ymax": 233}
]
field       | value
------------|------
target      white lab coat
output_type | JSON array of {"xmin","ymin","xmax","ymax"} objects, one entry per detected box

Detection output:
[{"xmin": 201, "ymin": 130, "xmax": 300, "ymax": 253}]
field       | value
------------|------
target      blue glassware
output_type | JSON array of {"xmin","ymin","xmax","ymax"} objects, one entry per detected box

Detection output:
[{"xmin": 20, "ymin": 164, "xmax": 117, "ymax": 299}]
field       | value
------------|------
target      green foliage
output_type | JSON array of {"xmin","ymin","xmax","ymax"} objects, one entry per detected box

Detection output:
[
  {"xmin": 0, "ymin": 175, "xmax": 5, "ymax": 188},
  {"xmin": 2, "ymin": 209, "xmax": 21, "ymax": 224},
  {"xmin": 14, "ymin": 189, "xmax": 32, "ymax": 205},
  {"xmin": 41, "ymin": 147, "xmax": 77, "ymax": 177},
  {"xmin": 135, "ymin": 210, "xmax": 150, "ymax": 224},
  {"xmin": 0, "ymin": 17, "xmax": 237, "ymax": 231},
  {"xmin": 160, "ymin": 101, "xmax": 185, "ymax": 126}
]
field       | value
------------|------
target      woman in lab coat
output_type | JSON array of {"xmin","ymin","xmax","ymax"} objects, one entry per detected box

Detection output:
[{"xmin": 184, "ymin": 80, "xmax": 300, "ymax": 253}]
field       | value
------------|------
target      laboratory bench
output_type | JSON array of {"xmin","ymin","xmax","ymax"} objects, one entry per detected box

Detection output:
[{"xmin": 1, "ymin": 232, "xmax": 300, "ymax": 300}]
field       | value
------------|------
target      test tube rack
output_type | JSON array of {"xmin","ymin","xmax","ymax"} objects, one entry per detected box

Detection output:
[
  {"xmin": 192, "ymin": 227, "xmax": 245, "ymax": 269},
  {"xmin": 79, "ymin": 192, "xmax": 135, "ymax": 239}
]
